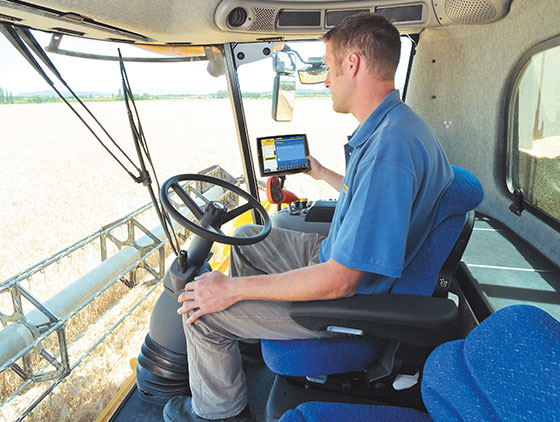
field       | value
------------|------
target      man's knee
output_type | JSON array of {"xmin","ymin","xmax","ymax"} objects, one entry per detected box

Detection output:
[{"xmin": 183, "ymin": 313, "xmax": 223, "ymax": 344}]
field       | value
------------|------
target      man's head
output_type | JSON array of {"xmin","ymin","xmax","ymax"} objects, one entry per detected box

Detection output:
[
  {"xmin": 321, "ymin": 13, "xmax": 401, "ymax": 81},
  {"xmin": 321, "ymin": 13, "xmax": 401, "ymax": 119}
]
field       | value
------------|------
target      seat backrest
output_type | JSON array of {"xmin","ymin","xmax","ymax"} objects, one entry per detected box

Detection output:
[
  {"xmin": 422, "ymin": 305, "xmax": 560, "ymax": 421},
  {"xmin": 390, "ymin": 165, "xmax": 484, "ymax": 296}
]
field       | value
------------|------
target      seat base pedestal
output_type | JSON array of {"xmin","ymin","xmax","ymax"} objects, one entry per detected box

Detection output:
[{"xmin": 265, "ymin": 375, "xmax": 389, "ymax": 422}]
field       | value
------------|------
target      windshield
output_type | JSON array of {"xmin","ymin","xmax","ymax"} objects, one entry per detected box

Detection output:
[{"xmin": 0, "ymin": 32, "xmax": 243, "ymax": 277}]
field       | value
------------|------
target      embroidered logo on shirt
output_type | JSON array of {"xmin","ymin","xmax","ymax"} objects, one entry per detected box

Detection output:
[{"xmin": 342, "ymin": 184, "xmax": 349, "ymax": 193}]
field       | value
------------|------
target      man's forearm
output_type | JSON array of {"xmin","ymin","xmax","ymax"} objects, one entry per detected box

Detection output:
[
  {"xmin": 319, "ymin": 168, "xmax": 344, "ymax": 192},
  {"xmin": 232, "ymin": 259, "xmax": 363, "ymax": 303},
  {"xmin": 179, "ymin": 260, "xmax": 364, "ymax": 324},
  {"xmin": 306, "ymin": 156, "xmax": 343, "ymax": 191}
]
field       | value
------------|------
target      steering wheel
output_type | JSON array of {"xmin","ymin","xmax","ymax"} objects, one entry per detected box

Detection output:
[{"xmin": 160, "ymin": 174, "xmax": 271, "ymax": 246}]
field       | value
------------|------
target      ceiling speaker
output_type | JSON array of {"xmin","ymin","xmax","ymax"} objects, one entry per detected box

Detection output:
[
  {"xmin": 248, "ymin": 7, "xmax": 278, "ymax": 32},
  {"xmin": 433, "ymin": 0, "xmax": 510, "ymax": 25},
  {"xmin": 216, "ymin": 2, "xmax": 279, "ymax": 32}
]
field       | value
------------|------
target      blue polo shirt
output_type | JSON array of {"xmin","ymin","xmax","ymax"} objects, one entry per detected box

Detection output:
[{"xmin": 319, "ymin": 90, "xmax": 453, "ymax": 294}]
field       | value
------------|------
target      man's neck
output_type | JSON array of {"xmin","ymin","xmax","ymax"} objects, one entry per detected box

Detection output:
[{"xmin": 352, "ymin": 80, "xmax": 395, "ymax": 125}]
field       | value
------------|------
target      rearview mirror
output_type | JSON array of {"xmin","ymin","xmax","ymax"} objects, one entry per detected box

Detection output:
[
  {"xmin": 298, "ymin": 63, "xmax": 327, "ymax": 84},
  {"xmin": 273, "ymin": 50, "xmax": 296, "ymax": 74},
  {"xmin": 272, "ymin": 74, "xmax": 296, "ymax": 122},
  {"xmin": 272, "ymin": 50, "xmax": 297, "ymax": 121}
]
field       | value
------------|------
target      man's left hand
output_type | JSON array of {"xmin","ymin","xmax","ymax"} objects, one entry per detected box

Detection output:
[{"xmin": 177, "ymin": 271, "xmax": 238, "ymax": 324}]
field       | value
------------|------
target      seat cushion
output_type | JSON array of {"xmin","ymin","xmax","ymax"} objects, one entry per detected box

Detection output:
[
  {"xmin": 279, "ymin": 402, "xmax": 433, "ymax": 422},
  {"xmin": 261, "ymin": 337, "xmax": 384, "ymax": 376},
  {"xmin": 422, "ymin": 305, "xmax": 560, "ymax": 421}
]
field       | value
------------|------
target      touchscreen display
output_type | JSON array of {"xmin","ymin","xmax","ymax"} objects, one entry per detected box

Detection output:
[{"xmin": 257, "ymin": 134, "xmax": 310, "ymax": 177}]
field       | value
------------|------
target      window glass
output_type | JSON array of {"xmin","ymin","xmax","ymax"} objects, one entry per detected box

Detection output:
[
  {"xmin": 509, "ymin": 42, "xmax": 560, "ymax": 222},
  {"xmin": 0, "ymin": 32, "xmax": 241, "ymax": 276}
]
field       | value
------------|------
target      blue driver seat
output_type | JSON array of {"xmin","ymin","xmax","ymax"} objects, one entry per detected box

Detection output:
[
  {"xmin": 261, "ymin": 166, "xmax": 484, "ymax": 414},
  {"xmin": 279, "ymin": 304, "xmax": 560, "ymax": 421}
]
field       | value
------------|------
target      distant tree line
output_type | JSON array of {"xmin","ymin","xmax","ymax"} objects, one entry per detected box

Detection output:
[
  {"xmin": 0, "ymin": 88, "xmax": 14, "ymax": 104},
  {"xmin": 0, "ymin": 88, "xmax": 327, "ymax": 105}
]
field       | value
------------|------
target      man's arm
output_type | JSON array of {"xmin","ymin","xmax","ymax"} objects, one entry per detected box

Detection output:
[
  {"xmin": 177, "ymin": 259, "xmax": 364, "ymax": 324},
  {"xmin": 306, "ymin": 156, "xmax": 344, "ymax": 192}
]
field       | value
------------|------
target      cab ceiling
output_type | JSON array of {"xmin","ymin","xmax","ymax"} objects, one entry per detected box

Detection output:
[{"xmin": 0, "ymin": 0, "xmax": 511, "ymax": 45}]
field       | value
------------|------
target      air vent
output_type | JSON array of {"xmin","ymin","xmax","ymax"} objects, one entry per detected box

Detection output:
[
  {"xmin": 278, "ymin": 10, "xmax": 321, "ymax": 27},
  {"xmin": 375, "ymin": 5, "xmax": 423, "ymax": 23},
  {"xmin": 0, "ymin": 13, "xmax": 22, "ymax": 22},
  {"xmin": 326, "ymin": 9, "xmax": 370, "ymax": 27},
  {"xmin": 107, "ymin": 38, "xmax": 136, "ymax": 43},
  {"xmin": 444, "ymin": 0, "xmax": 496, "ymax": 23},
  {"xmin": 166, "ymin": 42, "xmax": 193, "ymax": 46},
  {"xmin": 51, "ymin": 27, "xmax": 85, "ymax": 36},
  {"xmin": 228, "ymin": 7, "xmax": 248, "ymax": 27}
]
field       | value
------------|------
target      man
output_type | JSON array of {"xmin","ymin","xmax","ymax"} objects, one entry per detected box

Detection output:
[{"xmin": 163, "ymin": 12, "xmax": 453, "ymax": 422}]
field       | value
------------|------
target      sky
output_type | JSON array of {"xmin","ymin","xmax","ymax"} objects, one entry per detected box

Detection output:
[
  {"xmin": 0, "ymin": 30, "xmax": 411, "ymax": 96},
  {"xmin": 0, "ymin": 30, "xmax": 324, "ymax": 96}
]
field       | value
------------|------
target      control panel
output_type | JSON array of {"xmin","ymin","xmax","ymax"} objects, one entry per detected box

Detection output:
[{"xmin": 271, "ymin": 199, "xmax": 336, "ymax": 236}]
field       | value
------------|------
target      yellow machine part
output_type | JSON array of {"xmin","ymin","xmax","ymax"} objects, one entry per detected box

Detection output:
[
  {"xmin": 96, "ymin": 359, "xmax": 138, "ymax": 422},
  {"xmin": 210, "ymin": 200, "xmax": 273, "ymax": 273},
  {"xmin": 135, "ymin": 45, "xmax": 220, "ymax": 58}
]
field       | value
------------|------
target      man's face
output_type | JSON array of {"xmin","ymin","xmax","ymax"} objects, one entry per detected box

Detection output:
[{"xmin": 324, "ymin": 43, "xmax": 350, "ymax": 114}]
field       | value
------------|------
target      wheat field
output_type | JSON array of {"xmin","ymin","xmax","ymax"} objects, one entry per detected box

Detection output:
[{"xmin": 0, "ymin": 98, "xmax": 357, "ymax": 421}]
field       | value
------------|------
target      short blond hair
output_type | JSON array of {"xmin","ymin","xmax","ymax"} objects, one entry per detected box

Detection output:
[{"xmin": 321, "ymin": 13, "xmax": 401, "ymax": 80}]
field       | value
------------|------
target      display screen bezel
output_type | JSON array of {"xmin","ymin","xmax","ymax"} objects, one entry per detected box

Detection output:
[{"xmin": 256, "ymin": 134, "xmax": 310, "ymax": 177}]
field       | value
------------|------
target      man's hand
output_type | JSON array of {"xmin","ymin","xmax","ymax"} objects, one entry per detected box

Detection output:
[
  {"xmin": 305, "ymin": 155, "xmax": 325, "ymax": 180},
  {"xmin": 177, "ymin": 271, "xmax": 238, "ymax": 324},
  {"xmin": 305, "ymin": 155, "xmax": 344, "ymax": 192}
]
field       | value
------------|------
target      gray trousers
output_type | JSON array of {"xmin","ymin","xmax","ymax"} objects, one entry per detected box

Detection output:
[{"xmin": 183, "ymin": 225, "xmax": 329, "ymax": 419}]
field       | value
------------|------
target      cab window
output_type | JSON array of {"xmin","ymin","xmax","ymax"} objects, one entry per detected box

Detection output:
[{"xmin": 507, "ymin": 37, "xmax": 560, "ymax": 224}]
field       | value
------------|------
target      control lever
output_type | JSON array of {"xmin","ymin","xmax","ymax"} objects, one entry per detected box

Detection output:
[
  {"xmin": 164, "ymin": 251, "xmax": 198, "ymax": 300},
  {"xmin": 266, "ymin": 176, "xmax": 298, "ymax": 204},
  {"xmin": 164, "ymin": 201, "xmax": 226, "ymax": 299}
]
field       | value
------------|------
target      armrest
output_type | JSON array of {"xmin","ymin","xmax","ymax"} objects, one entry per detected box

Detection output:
[
  {"xmin": 289, "ymin": 294, "xmax": 458, "ymax": 347},
  {"xmin": 304, "ymin": 200, "xmax": 336, "ymax": 222}
]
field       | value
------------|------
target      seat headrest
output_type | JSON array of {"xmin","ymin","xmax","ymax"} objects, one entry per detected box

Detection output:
[{"xmin": 435, "ymin": 165, "xmax": 484, "ymax": 226}]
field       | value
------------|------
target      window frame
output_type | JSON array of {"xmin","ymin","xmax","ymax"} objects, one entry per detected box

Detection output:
[
  {"xmin": 505, "ymin": 34, "xmax": 560, "ymax": 231},
  {"xmin": 401, "ymin": 33, "xmax": 419, "ymax": 102}
]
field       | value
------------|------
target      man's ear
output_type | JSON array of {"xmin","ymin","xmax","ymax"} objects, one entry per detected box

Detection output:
[{"xmin": 347, "ymin": 52, "xmax": 361, "ymax": 77}]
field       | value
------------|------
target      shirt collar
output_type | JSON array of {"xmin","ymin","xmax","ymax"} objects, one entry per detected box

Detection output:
[{"xmin": 348, "ymin": 90, "xmax": 402, "ymax": 149}]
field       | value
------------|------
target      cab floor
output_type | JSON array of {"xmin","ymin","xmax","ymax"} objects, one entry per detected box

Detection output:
[
  {"xmin": 110, "ymin": 361, "xmax": 274, "ymax": 422},
  {"xmin": 461, "ymin": 214, "xmax": 560, "ymax": 321}
]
